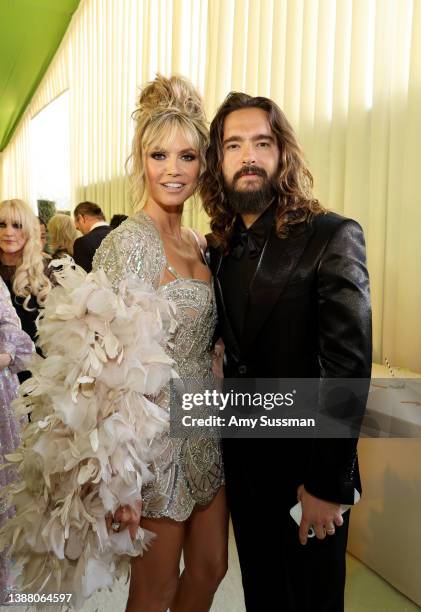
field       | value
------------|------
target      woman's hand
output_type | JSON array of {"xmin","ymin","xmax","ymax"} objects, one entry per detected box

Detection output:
[
  {"xmin": 212, "ymin": 338, "xmax": 225, "ymax": 385},
  {"xmin": 106, "ymin": 500, "xmax": 142, "ymax": 540},
  {"xmin": 0, "ymin": 353, "xmax": 12, "ymax": 369}
]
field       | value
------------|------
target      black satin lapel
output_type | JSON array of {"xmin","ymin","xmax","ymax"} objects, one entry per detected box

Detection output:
[
  {"xmin": 215, "ymin": 251, "xmax": 223, "ymax": 276},
  {"xmin": 243, "ymin": 225, "xmax": 314, "ymax": 352},
  {"xmin": 214, "ymin": 271, "xmax": 241, "ymax": 361},
  {"xmin": 207, "ymin": 246, "xmax": 240, "ymax": 357}
]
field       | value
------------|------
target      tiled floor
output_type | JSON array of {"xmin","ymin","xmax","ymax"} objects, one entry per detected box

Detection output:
[{"xmin": 4, "ymin": 525, "xmax": 419, "ymax": 611}]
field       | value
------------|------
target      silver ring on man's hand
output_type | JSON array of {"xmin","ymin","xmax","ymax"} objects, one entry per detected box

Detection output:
[{"xmin": 111, "ymin": 522, "xmax": 121, "ymax": 532}]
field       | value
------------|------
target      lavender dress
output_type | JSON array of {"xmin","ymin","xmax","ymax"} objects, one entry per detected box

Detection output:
[{"xmin": 0, "ymin": 278, "xmax": 33, "ymax": 604}]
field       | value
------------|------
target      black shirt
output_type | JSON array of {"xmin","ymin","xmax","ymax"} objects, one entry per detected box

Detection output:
[{"xmin": 219, "ymin": 204, "xmax": 276, "ymax": 347}]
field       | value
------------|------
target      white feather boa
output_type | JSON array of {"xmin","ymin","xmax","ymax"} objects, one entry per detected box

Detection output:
[{"xmin": 0, "ymin": 260, "xmax": 177, "ymax": 608}]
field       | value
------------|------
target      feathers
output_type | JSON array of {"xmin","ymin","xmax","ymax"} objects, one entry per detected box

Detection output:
[{"xmin": 0, "ymin": 259, "xmax": 176, "ymax": 609}]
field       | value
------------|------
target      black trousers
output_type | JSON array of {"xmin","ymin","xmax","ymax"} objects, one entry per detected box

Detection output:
[{"xmin": 222, "ymin": 439, "xmax": 349, "ymax": 612}]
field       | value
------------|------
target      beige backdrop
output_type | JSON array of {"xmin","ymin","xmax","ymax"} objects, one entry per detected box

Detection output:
[{"xmin": 0, "ymin": 0, "xmax": 420, "ymax": 372}]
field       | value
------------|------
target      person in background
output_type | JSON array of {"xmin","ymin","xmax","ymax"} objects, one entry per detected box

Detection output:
[
  {"xmin": 38, "ymin": 217, "xmax": 50, "ymax": 257},
  {"xmin": 73, "ymin": 202, "xmax": 111, "ymax": 272},
  {"xmin": 0, "ymin": 200, "xmax": 51, "ymax": 357},
  {"xmin": 0, "ymin": 277, "xmax": 34, "ymax": 605},
  {"xmin": 109, "ymin": 214, "xmax": 128, "ymax": 230},
  {"xmin": 48, "ymin": 213, "xmax": 78, "ymax": 259}
]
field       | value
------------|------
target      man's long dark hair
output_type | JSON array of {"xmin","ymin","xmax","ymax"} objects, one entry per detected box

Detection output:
[{"xmin": 201, "ymin": 92, "xmax": 324, "ymax": 250}]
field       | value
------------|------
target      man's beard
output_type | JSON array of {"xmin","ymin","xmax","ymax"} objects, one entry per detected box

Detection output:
[{"xmin": 224, "ymin": 165, "xmax": 277, "ymax": 215}]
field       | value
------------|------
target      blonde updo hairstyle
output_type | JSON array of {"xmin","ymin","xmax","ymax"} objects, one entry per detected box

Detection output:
[
  {"xmin": 48, "ymin": 213, "xmax": 78, "ymax": 256},
  {"xmin": 0, "ymin": 199, "xmax": 51, "ymax": 308},
  {"xmin": 127, "ymin": 74, "xmax": 208, "ymax": 207}
]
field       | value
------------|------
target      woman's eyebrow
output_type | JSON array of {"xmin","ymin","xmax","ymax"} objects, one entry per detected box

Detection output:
[
  {"xmin": 149, "ymin": 147, "xmax": 197, "ymax": 154},
  {"xmin": 149, "ymin": 145, "xmax": 168, "ymax": 152}
]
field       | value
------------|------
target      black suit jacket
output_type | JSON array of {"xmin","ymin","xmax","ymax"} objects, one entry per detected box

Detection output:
[
  {"xmin": 207, "ymin": 211, "xmax": 372, "ymax": 505},
  {"xmin": 73, "ymin": 225, "xmax": 111, "ymax": 272}
]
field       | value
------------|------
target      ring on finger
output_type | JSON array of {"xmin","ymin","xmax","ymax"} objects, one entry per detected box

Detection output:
[{"xmin": 111, "ymin": 521, "xmax": 121, "ymax": 532}]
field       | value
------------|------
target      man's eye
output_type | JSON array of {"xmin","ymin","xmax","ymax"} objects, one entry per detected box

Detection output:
[
  {"xmin": 226, "ymin": 144, "xmax": 239, "ymax": 151},
  {"xmin": 257, "ymin": 142, "xmax": 270, "ymax": 148}
]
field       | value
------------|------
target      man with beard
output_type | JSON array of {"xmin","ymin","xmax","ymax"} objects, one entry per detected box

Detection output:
[{"xmin": 201, "ymin": 93, "xmax": 372, "ymax": 611}]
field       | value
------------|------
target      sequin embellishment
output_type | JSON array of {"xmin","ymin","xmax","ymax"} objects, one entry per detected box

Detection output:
[{"xmin": 93, "ymin": 212, "xmax": 224, "ymax": 521}]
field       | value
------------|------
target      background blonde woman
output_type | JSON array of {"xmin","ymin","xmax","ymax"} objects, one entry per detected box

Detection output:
[
  {"xmin": 0, "ymin": 200, "xmax": 51, "ymax": 367},
  {"xmin": 47, "ymin": 213, "xmax": 78, "ymax": 258}
]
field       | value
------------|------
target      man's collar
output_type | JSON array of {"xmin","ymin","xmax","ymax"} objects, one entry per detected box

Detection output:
[
  {"xmin": 234, "ymin": 199, "xmax": 276, "ymax": 234},
  {"xmin": 90, "ymin": 220, "xmax": 109, "ymax": 231},
  {"xmin": 229, "ymin": 201, "xmax": 276, "ymax": 259}
]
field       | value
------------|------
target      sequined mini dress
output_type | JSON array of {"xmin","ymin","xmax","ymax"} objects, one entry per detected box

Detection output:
[{"xmin": 93, "ymin": 211, "xmax": 224, "ymax": 521}]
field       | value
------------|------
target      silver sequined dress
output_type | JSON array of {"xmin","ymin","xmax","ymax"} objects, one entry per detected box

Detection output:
[{"xmin": 93, "ymin": 211, "xmax": 224, "ymax": 521}]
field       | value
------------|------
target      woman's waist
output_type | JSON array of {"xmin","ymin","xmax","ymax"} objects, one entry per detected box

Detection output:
[{"xmin": 174, "ymin": 353, "xmax": 213, "ymax": 378}]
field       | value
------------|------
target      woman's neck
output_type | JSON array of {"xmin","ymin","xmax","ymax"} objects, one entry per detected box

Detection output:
[
  {"xmin": 0, "ymin": 251, "xmax": 22, "ymax": 266},
  {"xmin": 143, "ymin": 201, "xmax": 184, "ymax": 240}
]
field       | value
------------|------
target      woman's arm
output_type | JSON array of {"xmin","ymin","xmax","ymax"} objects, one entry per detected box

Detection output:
[{"xmin": 0, "ymin": 278, "xmax": 34, "ymax": 373}]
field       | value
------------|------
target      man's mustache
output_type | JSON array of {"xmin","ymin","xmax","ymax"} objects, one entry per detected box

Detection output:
[{"xmin": 233, "ymin": 165, "xmax": 268, "ymax": 184}]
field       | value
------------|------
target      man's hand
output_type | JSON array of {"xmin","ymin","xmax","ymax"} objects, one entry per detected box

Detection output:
[{"xmin": 297, "ymin": 484, "xmax": 343, "ymax": 545}]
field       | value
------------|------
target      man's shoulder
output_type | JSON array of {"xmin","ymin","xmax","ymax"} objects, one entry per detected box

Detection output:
[
  {"xmin": 310, "ymin": 211, "xmax": 363, "ymax": 242},
  {"xmin": 312, "ymin": 210, "xmax": 351, "ymax": 228},
  {"xmin": 73, "ymin": 234, "xmax": 85, "ymax": 247},
  {"xmin": 92, "ymin": 223, "xmax": 111, "ymax": 230},
  {"xmin": 204, "ymin": 212, "xmax": 363, "ymax": 256},
  {"xmin": 73, "ymin": 232, "xmax": 92, "ymax": 253},
  {"xmin": 87, "ymin": 225, "xmax": 111, "ymax": 244},
  {"xmin": 90, "ymin": 224, "xmax": 111, "ymax": 236}
]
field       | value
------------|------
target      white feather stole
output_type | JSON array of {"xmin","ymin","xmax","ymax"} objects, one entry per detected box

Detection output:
[{"xmin": 0, "ymin": 260, "xmax": 177, "ymax": 608}]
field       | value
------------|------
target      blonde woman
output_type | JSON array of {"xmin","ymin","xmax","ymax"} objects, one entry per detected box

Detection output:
[
  {"xmin": 0, "ymin": 200, "xmax": 51, "ymax": 362},
  {"xmin": 47, "ymin": 213, "xmax": 78, "ymax": 258},
  {"xmin": 93, "ymin": 75, "xmax": 228, "ymax": 612}
]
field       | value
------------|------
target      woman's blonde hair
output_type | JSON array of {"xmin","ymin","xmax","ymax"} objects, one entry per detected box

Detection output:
[
  {"xmin": 48, "ymin": 213, "xmax": 78, "ymax": 256},
  {"xmin": 127, "ymin": 74, "xmax": 209, "ymax": 207},
  {"xmin": 0, "ymin": 199, "xmax": 51, "ymax": 307}
]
